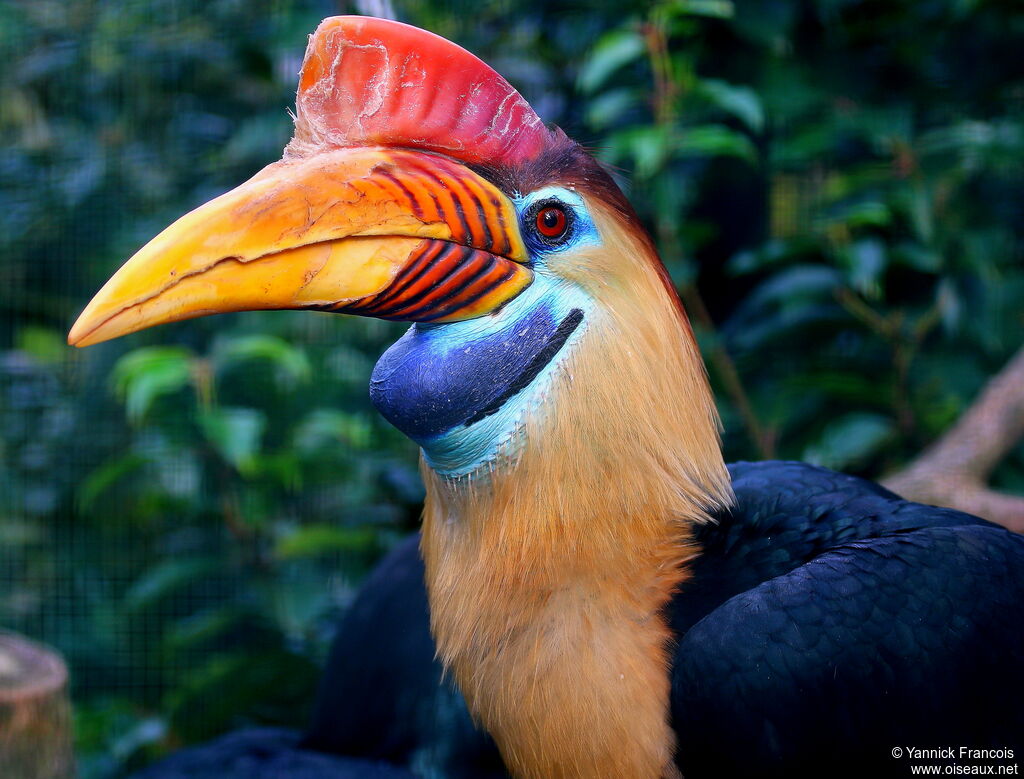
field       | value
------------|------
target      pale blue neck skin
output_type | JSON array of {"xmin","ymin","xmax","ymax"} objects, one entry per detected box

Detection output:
[
  {"xmin": 369, "ymin": 187, "xmax": 602, "ymax": 478},
  {"xmin": 414, "ymin": 276, "xmax": 590, "ymax": 476}
]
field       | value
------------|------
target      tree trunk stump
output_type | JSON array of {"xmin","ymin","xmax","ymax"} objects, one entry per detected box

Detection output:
[{"xmin": 0, "ymin": 632, "xmax": 74, "ymax": 778}]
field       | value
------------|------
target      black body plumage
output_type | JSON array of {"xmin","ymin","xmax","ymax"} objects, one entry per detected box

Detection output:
[
  {"xmin": 672, "ymin": 462, "xmax": 1024, "ymax": 776},
  {"xmin": 134, "ymin": 462, "xmax": 1024, "ymax": 778}
]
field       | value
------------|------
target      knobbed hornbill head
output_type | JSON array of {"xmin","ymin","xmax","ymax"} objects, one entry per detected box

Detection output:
[
  {"xmin": 70, "ymin": 15, "xmax": 728, "ymax": 495},
  {"xmin": 71, "ymin": 17, "xmax": 734, "ymax": 777}
]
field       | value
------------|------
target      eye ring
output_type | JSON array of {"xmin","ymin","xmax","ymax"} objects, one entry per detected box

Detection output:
[
  {"xmin": 525, "ymin": 198, "xmax": 575, "ymax": 248},
  {"xmin": 536, "ymin": 206, "xmax": 568, "ymax": 239}
]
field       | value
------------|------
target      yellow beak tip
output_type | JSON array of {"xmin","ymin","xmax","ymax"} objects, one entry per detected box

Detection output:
[{"xmin": 67, "ymin": 313, "xmax": 100, "ymax": 347}]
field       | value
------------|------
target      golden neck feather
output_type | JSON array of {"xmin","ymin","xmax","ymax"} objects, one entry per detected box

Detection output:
[{"xmin": 419, "ymin": 206, "xmax": 733, "ymax": 779}]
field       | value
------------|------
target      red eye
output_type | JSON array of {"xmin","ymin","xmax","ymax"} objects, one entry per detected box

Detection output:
[{"xmin": 535, "ymin": 206, "xmax": 568, "ymax": 238}]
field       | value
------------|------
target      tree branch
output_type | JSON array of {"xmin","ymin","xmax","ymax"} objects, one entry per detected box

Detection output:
[{"xmin": 882, "ymin": 345, "xmax": 1024, "ymax": 533}]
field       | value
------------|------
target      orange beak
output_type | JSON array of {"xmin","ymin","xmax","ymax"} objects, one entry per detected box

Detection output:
[{"xmin": 68, "ymin": 147, "xmax": 532, "ymax": 347}]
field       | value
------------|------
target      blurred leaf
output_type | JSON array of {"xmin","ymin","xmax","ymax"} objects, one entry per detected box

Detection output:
[
  {"xmin": 844, "ymin": 238, "xmax": 887, "ymax": 296},
  {"xmin": 220, "ymin": 115, "xmax": 292, "ymax": 167},
  {"xmin": 824, "ymin": 201, "xmax": 891, "ymax": 229},
  {"xmin": 198, "ymin": 407, "xmax": 266, "ymax": 474},
  {"xmin": 666, "ymin": 0, "xmax": 735, "ymax": 18},
  {"xmin": 274, "ymin": 525, "xmax": 377, "ymax": 560},
  {"xmin": 676, "ymin": 125, "xmax": 757, "ymax": 162},
  {"xmin": 891, "ymin": 243, "xmax": 942, "ymax": 273},
  {"xmin": 294, "ymin": 408, "xmax": 373, "ymax": 453},
  {"xmin": 124, "ymin": 558, "xmax": 221, "ymax": 613},
  {"xmin": 727, "ymin": 302, "xmax": 843, "ymax": 352},
  {"xmin": 578, "ymin": 29, "xmax": 646, "ymax": 94},
  {"xmin": 252, "ymin": 451, "xmax": 303, "ymax": 490},
  {"xmin": 163, "ymin": 606, "xmax": 249, "ymax": 654},
  {"xmin": 744, "ymin": 265, "xmax": 843, "ymax": 309},
  {"xmin": 0, "ymin": 518, "xmax": 43, "ymax": 546},
  {"xmin": 60, "ymin": 141, "xmax": 106, "ymax": 206},
  {"xmin": 936, "ymin": 277, "xmax": 963, "ymax": 333},
  {"xmin": 698, "ymin": 79, "xmax": 764, "ymax": 132},
  {"xmin": 166, "ymin": 649, "xmax": 318, "ymax": 742},
  {"xmin": 109, "ymin": 717, "xmax": 167, "ymax": 764},
  {"xmin": 786, "ymin": 371, "xmax": 885, "ymax": 405},
  {"xmin": 585, "ymin": 88, "xmax": 640, "ymax": 130},
  {"xmin": 261, "ymin": 574, "xmax": 335, "ymax": 639},
  {"xmin": 213, "ymin": 334, "xmax": 312, "ymax": 388},
  {"xmin": 77, "ymin": 452, "xmax": 147, "ymax": 513},
  {"xmin": 908, "ymin": 182, "xmax": 935, "ymax": 244},
  {"xmin": 112, "ymin": 347, "xmax": 195, "ymax": 423},
  {"xmin": 74, "ymin": 698, "xmax": 145, "ymax": 779},
  {"xmin": 803, "ymin": 413, "xmax": 895, "ymax": 470},
  {"xmin": 605, "ymin": 125, "xmax": 672, "ymax": 177},
  {"xmin": 16, "ymin": 326, "xmax": 67, "ymax": 365},
  {"xmin": 919, "ymin": 119, "xmax": 1024, "ymax": 165},
  {"xmin": 727, "ymin": 239, "xmax": 803, "ymax": 274}
]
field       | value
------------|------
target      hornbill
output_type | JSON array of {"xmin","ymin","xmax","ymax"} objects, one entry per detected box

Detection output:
[{"xmin": 71, "ymin": 16, "xmax": 1024, "ymax": 779}]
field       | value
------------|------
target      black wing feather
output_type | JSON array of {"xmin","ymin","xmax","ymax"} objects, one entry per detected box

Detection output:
[{"xmin": 672, "ymin": 462, "xmax": 1024, "ymax": 777}]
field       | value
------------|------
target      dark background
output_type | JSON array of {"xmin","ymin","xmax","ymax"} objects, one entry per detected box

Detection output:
[{"xmin": 1, "ymin": 0, "xmax": 1021, "ymax": 775}]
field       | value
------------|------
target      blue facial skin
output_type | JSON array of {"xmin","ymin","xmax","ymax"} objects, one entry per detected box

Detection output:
[{"xmin": 369, "ymin": 187, "xmax": 600, "ymax": 477}]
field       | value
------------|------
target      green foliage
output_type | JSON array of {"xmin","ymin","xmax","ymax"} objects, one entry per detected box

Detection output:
[
  {"xmin": 574, "ymin": 0, "xmax": 1023, "ymax": 480},
  {"xmin": 1, "ymin": 1, "xmax": 1021, "ymax": 777},
  {"xmin": 274, "ymin": 525, "xmax": 378, "ymax": 560},
  {"xmin": 112, "ymin": 347, "xmax": 195, "ymax": 422},
  {"xmin": 578, "ymin": 29, "xmax": 647, "ymax": 95}
]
